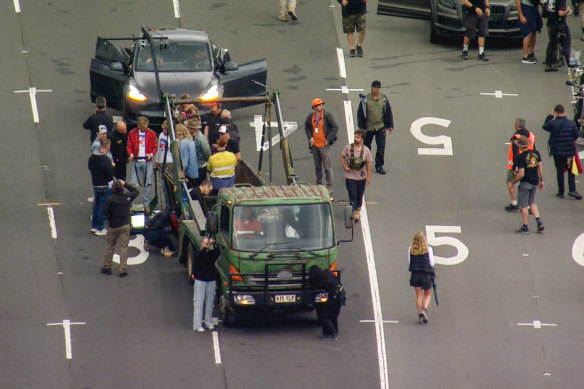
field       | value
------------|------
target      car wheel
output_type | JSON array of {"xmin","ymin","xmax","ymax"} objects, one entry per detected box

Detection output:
[{"xmin": 220, "ymin": 295, "xmax": 237, "ymax": 327}]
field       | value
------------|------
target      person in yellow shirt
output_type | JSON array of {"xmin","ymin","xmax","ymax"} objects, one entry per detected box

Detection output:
[{"xmin": 207, "ymin": 138, "xmax": 237, "ymax": 194}]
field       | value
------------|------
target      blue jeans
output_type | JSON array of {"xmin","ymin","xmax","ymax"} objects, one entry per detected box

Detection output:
[
  {"xmin": 129, "ymin": 160, "xmax": 153, "ymax": 207},
  {"xmin": 92, "ymin": 186, "xmax": 111, "ymax": 229},
  {"xmin": 144, "ymin": 227, "xmax": 174, "ymax": 250},
  {"xmin": 193, "ymin": 280, "xmax": 216, "ymax": 330}
]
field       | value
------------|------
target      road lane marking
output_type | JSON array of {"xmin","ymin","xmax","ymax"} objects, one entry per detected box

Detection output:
[
  {"xmin": 336, "ymin": 48, "xmax": 346, "ymax": 78},
  {"xmin": 516, "ymin": 320, "xmax": 557, "ymax": 329},
  {"xmin": 47, "ymin": 320, "xmax": 86, "ymax": 359},
  {"xmin": 326, "ymin": 86, "xmax": 364, "ymax": 94},
  {"xmin": 249, "ymin": 115, "xmax": 298, "ymax": 151},
  {"xmin": 13, "ymin": 0, "xmax": 20, "ymax": 13},
  {"xmin": 479, "ymin": 90, "xmax": 518, "ymax": 99},
  {"xmin": 343, "ymin": 94, "xmax": 389, "ymax": 389},
  {"xmin": 114, "ymin": 234, "xmax": 149, "ymax": 265},
  {"xmin": 360, "ymin": 320, "xmax": 398, "ymax": 324},
  {"xmin": 14, "ymin": 87, "xmax": 52, "ymax": 123},
  {"xmin": 47, "ymin": 206, "xmax": 57, "ymax": 239},
  {"xmin": 38, "ymin": 202, "xmax": 60, "ymax": 206},
  {"xmin": 172, "ymin": 0, "xmax": 180, "ymax": 18},
  {"xmin": 212, "ymin": 331, "xmax": 221, "ymax": 364}
]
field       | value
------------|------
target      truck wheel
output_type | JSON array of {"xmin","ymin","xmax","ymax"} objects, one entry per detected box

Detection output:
[
  {"xmin": 186, "ymin": 243, "xmax": 195, "ymax": 285},
  {"xmin": 315, "ymin": 305, "xmax": 324, "ymax": 323},
  {"xmin": 220, "ymin": 295, "xmax": 237, "ymax": 327}
]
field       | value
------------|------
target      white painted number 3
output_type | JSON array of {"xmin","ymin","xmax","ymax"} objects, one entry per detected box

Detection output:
[
  {"xmin": 410, "ymin": 117, "xmax": 453, "ymax": 156},
  {"xmin": 571, "ymin": 233, "xmax": 584, "ymax": 266},
  {"xmin": 425, "ymin": 225, "xmax": 469, "ymax": 265},
  {"xmin": 114, "ymin": 234, "xmax": 149, "ymax": 265}
]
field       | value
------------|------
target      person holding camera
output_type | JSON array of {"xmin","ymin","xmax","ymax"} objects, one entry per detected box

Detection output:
[
  {"xmin": 192, "ymin": 236, "xmax": 219, "ymax": 332},
  {"xmin": 340, "ymin": 129, "xmax": 372, "ymax": 222},
  {"xmin": 543, "ymin": 0, "xmax": 571, "ymax": 72}
]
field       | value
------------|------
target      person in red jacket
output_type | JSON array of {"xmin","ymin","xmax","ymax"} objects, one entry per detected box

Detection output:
[{"xmin": 126, "ymin": 116, "xmax": 157, "ymax": 213}]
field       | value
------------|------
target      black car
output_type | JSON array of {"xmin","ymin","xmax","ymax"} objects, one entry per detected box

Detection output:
[
  {"xmin": 377, "ymin": 0, "xmax": 520, "ymax": 43},
  {"xmin": 89, "ymin": 28, "xmax": 267, "ymax": 127}
]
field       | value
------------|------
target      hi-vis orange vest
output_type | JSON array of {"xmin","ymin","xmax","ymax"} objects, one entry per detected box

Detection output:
[{"xmin": 507, "ymin": 132, "xmax": 535, "ymax": 170}]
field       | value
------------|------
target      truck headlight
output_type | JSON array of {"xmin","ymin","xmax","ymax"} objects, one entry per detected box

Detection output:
[
  {"xmin": 200, "ymin": 84, "xmax": 219, "ymax": 102},
  {"xmin": 127, "ymin": 84, "xmax": 147, "ymax": 102},
  {"xmin": 234, "ymin": 294, "xmax": 255, "ymax": 305},
  {"xmin": 314, "ymin": 293, "xmax": 328, "ymax": 303}
]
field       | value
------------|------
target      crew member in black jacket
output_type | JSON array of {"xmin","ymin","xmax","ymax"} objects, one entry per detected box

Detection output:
[
  {"xmin": 88, "ymin": 138, "xmax": 115, "ymax": 236},
  {"xmin": 83, "ymin": 96, "xmax": 113, "ymax": 144},
  {"xmin": 192, "ymin": 236, "xmax": 219, "ymax": 332},
  {"xmin": 309, "ymin": 266, "xmax": 342, "ymax": 340},
  {"xmin": 101, "ymin": 179, "xmax": 139, "ymax": 277}
]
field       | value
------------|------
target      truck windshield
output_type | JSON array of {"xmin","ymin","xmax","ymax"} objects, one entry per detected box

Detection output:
[
  {"xmin": 232, "ymin": 204, "xmax": 334, "ymax": 252},
  {"xmin": 134, "ymin": 41, "xmax": 212, "ymax": 72}
]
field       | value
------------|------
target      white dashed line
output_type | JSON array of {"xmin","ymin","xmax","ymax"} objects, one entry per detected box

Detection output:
[
  {"xmin": 336, "ymin": 48, "xmax": 346, "ymax": 79},
  {"xmin": 47, "ymin": 206, "xmax": 57, "ymax": 239},
  {"xmin": 212, "ymin": 331, "xmax": 221, "ymax": 364},
  {"xmin": 13, "ymin": 0, "xmax": 21, "ymax": 13},
  {"xmin": 172, "ymin": 0, "xmax": 181, "ymax": 18}
]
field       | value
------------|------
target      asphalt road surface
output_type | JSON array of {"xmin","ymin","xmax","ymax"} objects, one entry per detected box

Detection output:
[{"xmin": 2, "ymin": 0, "xmax": 584, "ymax": 388}]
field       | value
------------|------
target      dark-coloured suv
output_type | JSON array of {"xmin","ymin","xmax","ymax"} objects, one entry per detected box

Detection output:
[{"xmin": 377, "ymin": 0, "xmax": 520, "ymax": 43}]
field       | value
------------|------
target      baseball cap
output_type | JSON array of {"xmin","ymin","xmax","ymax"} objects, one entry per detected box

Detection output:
[
  {"xmin": 371, "ymin": 80, "xmax": 381, "ymax": 88},
  {"xmin": 218, "ymin": 125, "xmax": 229, "ymax": 134},
  {"xmin": 312, "ymin": 98, "xmax": 325, "ymax": 107},
  {"xmin": 98, "ymin": 125, "xmax": 108, "ymax": 134}
]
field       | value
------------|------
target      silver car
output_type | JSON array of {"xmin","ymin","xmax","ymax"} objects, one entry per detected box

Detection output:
[{"xmin": 377, "ymin": 0, "xmax": 521, "ymax": 43}]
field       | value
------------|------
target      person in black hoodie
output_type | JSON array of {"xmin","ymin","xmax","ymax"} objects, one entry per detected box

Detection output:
[
  {"xmin": 192, "ymin": 236, "xmax": 219, "ymax": 332},
  {"xmin": 309, "ymin": 266, "xmax": 342, "ymax": 340},
  {"xmin": 83, "ymin": 96, "xmax": 113, "ymax": 144},
  {"xmin": 101, "ymin": 179, "xmax": 139, "ymax": 277},
  {"xmin": 88, "ymin": 138, "xmax": 115, "ymax": 236},
  {"xmin": 408, "ymin": 231, "xmax": 435, "ymax": 324}
]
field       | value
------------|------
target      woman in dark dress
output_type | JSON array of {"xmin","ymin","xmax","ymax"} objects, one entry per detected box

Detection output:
[{"xmin": 408, "ymin": 231, "xmax": 435, "ymax": 324}]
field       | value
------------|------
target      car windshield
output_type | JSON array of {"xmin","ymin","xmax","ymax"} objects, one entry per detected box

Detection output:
[
  {"xmin": 232, "ymin": 204, "xmax": 334, "ymax": 252},
  {"xmin": 134, "ymin": 41, "xmax": 212, "ymax": 72}
]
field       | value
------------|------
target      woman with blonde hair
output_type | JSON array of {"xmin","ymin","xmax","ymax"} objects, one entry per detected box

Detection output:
[
  {"xmin": 408, "ymin": 231, "xmax": 435, "ymax": 324},
  {"xmin": 175, "ymin": 124, "xmax": 199, "ymax": 188}
]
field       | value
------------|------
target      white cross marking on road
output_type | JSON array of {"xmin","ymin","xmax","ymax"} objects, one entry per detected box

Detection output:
[
  {"xmin": 360, "ymin": 319, "xmax": 399, "ymax": 324},
  {"xmin": 46, "ymin": 319, "xmax": 86, "ymax": 359},
  {"xmin": 479, "ymin": 90, "xmax": 518, "ymax": 99},
  {"xmin": 326, "ymin": 86, "xmax": 364, "ymax": 94},
  {"xmin": 14, "ymin": 87, "xmax": 53, "ymax": 123},
  {"xmin": 172, "ymin": 0, "xmax": 180, "ymax": 17},
  {"xmin": 517, "ymin": 320, "xmax": 557, "ymax": 329},
  {"xmin": 249, "ymin": 115, "xmax": 298, "ymax": 151}
]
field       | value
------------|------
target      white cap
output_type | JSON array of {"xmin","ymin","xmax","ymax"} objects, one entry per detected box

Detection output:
[{"xmin": 98, "ymin": 125, "xmax": 108, "ymax": 134}]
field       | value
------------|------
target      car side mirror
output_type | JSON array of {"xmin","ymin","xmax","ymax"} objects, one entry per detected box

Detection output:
[
  {"xmin": 344, "ymin": 205, "xmax": 354, "ymax": 229},
  {"xmin": 206, "ymin": 211, "xmax": 218, "ymax": 234},
  {"xmin": 223, "ymin": 61, "xmax": 239, "ymax": 72},
  {"xmin": 110, "ymin": 62, "xmax": 124, "ymax": 72}
]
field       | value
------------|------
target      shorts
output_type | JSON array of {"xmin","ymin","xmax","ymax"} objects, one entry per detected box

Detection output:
[
  {"xmin": 507, "ymin": 169, "xmax": 517, "ymax": 183},
  {"xmin": 465, "ymin": 13, "xmax": 488, "ymax": 39},
  {"xmin": 519, "ymin": 4, "xmax": 543, "ymax": 38},
  {"xmin": 342, "ymin": 13, "xmax": 366, "ymax": 34},
  {"xmin": 517, "ymin": 181, "xmax": 537, "ymax": 208},
  {"xmin": 410, "ymin": 271, "xmax": 432, "ymax": 290}
]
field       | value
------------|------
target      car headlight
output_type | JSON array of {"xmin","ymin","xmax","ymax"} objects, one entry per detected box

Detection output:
[
  {"xmin": 127, "ymin": 84, "xmax": 147, "ymax": 102},
  {"xmin": 315, "ymin": 293, "xmax": 328, "ymax": 303},
  {"xmin": 437, "ymin": 0, "xmax": 456, "ymax": 9},
  {"xmin": 234, "ymin": 294, "xmax": 255, "ymax": 305},
  {"xmin": 200, "ymin": 84, "xmax": 219, "ymax": 102}
]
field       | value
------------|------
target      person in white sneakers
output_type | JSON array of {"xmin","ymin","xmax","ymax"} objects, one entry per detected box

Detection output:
[{"xmin": 192, "ymin": 237, "xmax": 219, "ymax": 332}]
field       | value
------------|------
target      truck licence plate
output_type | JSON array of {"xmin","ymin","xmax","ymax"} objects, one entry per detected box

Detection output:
[{"xmin": 275, "ymin": 295, "xmax": 296, "ymax": 303}]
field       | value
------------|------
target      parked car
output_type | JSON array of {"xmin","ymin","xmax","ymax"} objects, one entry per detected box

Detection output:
[
  {"xmin": 89, "ymin": 28, "xmax": 267, "ymax": 127},
  {"xmin": 377, "ymin": 0, "xmax": 521, "ymax": 44}
]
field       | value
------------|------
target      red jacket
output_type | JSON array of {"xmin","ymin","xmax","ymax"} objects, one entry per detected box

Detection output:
[{"xmin": 127, "ymin": 128, "xmax": 157, "ymax": 159}]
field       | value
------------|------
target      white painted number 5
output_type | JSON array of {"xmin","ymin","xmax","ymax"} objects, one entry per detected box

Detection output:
[
  {"xmin": 410, "ymin": 117, "xmax": 453, "ymax": 156},
  {"xmin": 425, "ymin": 225, "xmax": 469, "ymax": 265},
  {"xmin": 571, "ymin": 233, "xmax": 584, "ymax": 266}
]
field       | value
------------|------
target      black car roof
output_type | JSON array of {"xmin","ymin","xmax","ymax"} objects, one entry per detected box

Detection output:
[{"xmin": 145, "ymin": 28, "xmax": 209, "ymax": 43}]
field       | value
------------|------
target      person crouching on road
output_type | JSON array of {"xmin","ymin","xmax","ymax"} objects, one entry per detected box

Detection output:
[
  {"xmin": 309, "ymin": 266, "xmax": 342, "ymax": 340},
  {"xmin": 340, "ymin": 129, "xmax": 372, "ymax": 222},
  {"xmin": 144, "ymin": 207, "xmax": 177, "ymax": 257},
  {"xmin": 408, "ymin": 231, "xmax": 435, "ymax": 324},
  {"xmin": 511, "ymin": 136, "xmax": 545, "ymax": 234},
  {"xmin": 101, "ymin": 179, "xmax": 139, "ymax": 277},
  {"xmin": 193, "ymin": 236, "xmax": 219, "ymax": 332}
]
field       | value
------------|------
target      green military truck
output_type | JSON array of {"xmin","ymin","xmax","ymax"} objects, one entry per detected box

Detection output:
[{"xmin": 161, "ymin": 91, "xmax": 352, "ymax": 326}]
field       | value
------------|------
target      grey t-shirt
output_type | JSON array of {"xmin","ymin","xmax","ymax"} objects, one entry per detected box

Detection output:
[{"xmin": 342, "ymin": 143, "xmax": 372, "ymax": 180}]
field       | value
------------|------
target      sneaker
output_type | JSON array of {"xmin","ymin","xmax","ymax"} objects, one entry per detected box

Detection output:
[
  {"xmin": 352, "ymin": 210, "xmax": 360, "ymax": 223},
  {"xmin": 287, "ymin": 7, "xmax": 297, "ymax": 21},
  {"xmin": 515, "ymin": 226, "xmax": 530, "ymax": 234},
  {"xmin": 421, "ymin": 309, "xmax": 428, "ymax": 324},
  {"xmin": 545, "ymin": 64, "xmax": 558, "ymax": 72},
  {"xmin": 478, "ymin": 53, "xmax": 489, "ymax": 62},
  {"xmin": 144, "ymin": 240, "xmax": 150, "ymax": 251},
  {"xmin": 537, "ymin": 223, "xmax": 545, "ymax": 233},
  {"xmin": 418, "ymin": 313, "xmax": 424, "ymax": 324},
  {"xmin": 356, "ymin": 45, "xmax": 363, "ymax": 57},
  {"xmin": 557, "ymin": 193, "xmax": 565, "ymax": 198},
  {"xmin": 504, "ymin": 203, "xmax": 520, "ymax": 212},
  {"xmin": 553, "ymin": 58, "xmax": 564, "ymax": 68},
  {"xmin": 462, "ymin": 50, "xmax": 469, "ymax": 60},
  {"xmin": 94, "ymin": 229, "xmax": 107, "ymax": 236},
  {"xmin": 349, "ymin": 49, "xmax": 356, "ymax": 58},
  {"xmin": 528, "ymin": 53, "xmax": 537, "ymax": 63},
  {"xmin": 376, "ymin": 166, "xmax": 386, "ymax": 174},
  {"xmin": 522, "ymin": 56, "xmax": 536, "ymax": 64},
  {"xmin": 206, "ymin": 323, "xmax": 215, "ymax": 330},
  {"xmin": 90, "ymin": 228, "xmax": 98, "ymax": 233},
  {"xmin": 569, "ymin": 190, "xmax": 583, "ymax": 200},
  {"xmin": 87, "ymin": 197, "xmax": 94, "ymax": 203},
  {"xmin": 118, "ymin": 271, "xmax": 128, "ymax": 278},
  {"xmin": 161, "ymin": 247, "xmax": 174, "ymax": 257},
  {"xmin": 101, "ymin": 267, "xmax": 112, "ymax": 275},
  {"xmin": 322, "ymin": 334, "xmax": 339, "ymax": 340},
  {"xmin": 195, "ymin": 327, "xmax": 205, "ymax": 332},
  {"xmin": 326, "ymin": 185, "xmax": 334, "ymax": 195},
  {"xmin": 278, "ymin": 14, "xmax": 288, "ymax": 22}
]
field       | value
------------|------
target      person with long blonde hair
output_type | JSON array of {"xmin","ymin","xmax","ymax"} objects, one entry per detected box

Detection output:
[{"xmin": 408, "ymin": 231, "xmax": 435, "ymax": 324}]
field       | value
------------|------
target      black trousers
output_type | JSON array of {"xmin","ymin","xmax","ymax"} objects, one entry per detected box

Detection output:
[
  {"xmin": 364, "ymin": 129, "xmax": 386, "ymax": 169},
  {"xmin": 114, "ymin": 160, "xmax": 127, "ymax": 180},
  {"xmin": 345, "ymin": 178, "xmax": 366, "ymax": 211},
  {"xmin": 321, "ymin": 296, "xmax": 341, "ymax": 336},
  {"xmin": 545, "ymin": 23, "xmax": 571, "ymax": 66},
  {"xmin": 554, "ymin": 155, "xmax": 576, "ymax": 194}
]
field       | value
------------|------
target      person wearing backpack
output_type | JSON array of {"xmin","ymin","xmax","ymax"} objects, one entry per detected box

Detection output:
[{"xmin": 340, "ymin": 129, "xmax": 372, "ymax": 222}]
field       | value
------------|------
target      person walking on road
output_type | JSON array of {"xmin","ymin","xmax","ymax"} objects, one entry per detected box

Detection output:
[
  {"xmin": 511, "ymin": 136, "xmax": 545, "ymax": 234},
  {"xmin": 461, "ymin": 0, "xmax": 490, "ymax": 61},
  {"xmin": 192, "ymin": 236, "xmax": 219, "ymax": 332},
  {"xmin": 126, "ymin": 116, "xmax": 157, "ymax": 213},
  {"xmin": 277, "ymin": 0, "xmax": 298, "ymax": 22},
  {"xmin": 309, "ymin": 266, "xmax": 343, "ymax": 340},
  {"xmin": 83, "ymin": 96, "xmax": 113, "ymax": 144},
  {"xmin": 304, "ymin": 98, "xmax": 339, "ymax": 194},
  {"xmin": 505, "ymin": 118, "xmax": 535, "ymax": 212},
  {"xmin": 337, "ymin": 0, "xmax": 367, "ymax": 57},
  {"xmin": 542, "ymin": 104, "xmax": 582, "ymax": 199},
  {"xmin": 340, "ymin": 129, "xmax": 372, "ymax": 222},
  {"xmin": 357, "ymin": 80, "xmax": 394, "ymax": 175},
  {"xmin": 516, "ymin": 0, "xmax": 543, "ymax": 64},
  {"xmin": 408, "ymin": 231, "xmax": 435, "ymax": 324},
  {"xmin": 101, "ymin": 179, "xmax": 139, "ymax": 277},
  {"xmin": 88, "ymin": 138, "xmax": 115, "ymax": 236}
]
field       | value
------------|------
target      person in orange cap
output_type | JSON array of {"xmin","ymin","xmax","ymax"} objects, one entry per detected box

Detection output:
[{"xmin": 304, "ymin": 98, "xmax": 339, "ymax": 194}]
